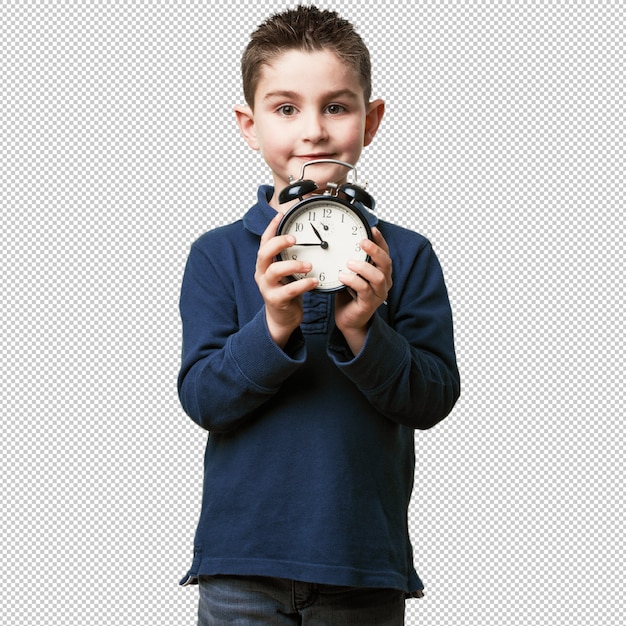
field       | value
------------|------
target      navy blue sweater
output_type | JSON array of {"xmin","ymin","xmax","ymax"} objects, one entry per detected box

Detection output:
[{"xmin": 178, "ymin": 186, "xmax": 460, "ymax": 593}]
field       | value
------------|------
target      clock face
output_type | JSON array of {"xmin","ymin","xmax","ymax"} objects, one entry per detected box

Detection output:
[{"xmin": 276, "ymin": 196, "xmax": 372, "ymax": 292}]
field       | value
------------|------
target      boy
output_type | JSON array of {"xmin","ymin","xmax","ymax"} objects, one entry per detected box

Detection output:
[{"xmin": 178, "ymin": 5, "xmax": 460, "ymax": 625}]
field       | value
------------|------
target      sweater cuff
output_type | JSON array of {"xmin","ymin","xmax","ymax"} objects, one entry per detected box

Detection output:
[
  {"xmin": 231, "ymin": 308, "xmax": 306, "ymax": 390},
  {"xmin": 328, "ymin": 314, "xmax": 408, "ymax": 389}
]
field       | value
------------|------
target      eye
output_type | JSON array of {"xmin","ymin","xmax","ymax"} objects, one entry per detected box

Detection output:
[
  {"xmin": 277, "ymin": 104, "xmax": 297, "ymax": 117},
  {"xmin": 325, "ymin": 103, "xmax": 347, "ymax": 115}
]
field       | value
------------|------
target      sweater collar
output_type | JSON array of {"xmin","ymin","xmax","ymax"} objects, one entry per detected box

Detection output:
[{"xmin": 242, "ymin": 186, "xmax": 279, "ymax": 236}]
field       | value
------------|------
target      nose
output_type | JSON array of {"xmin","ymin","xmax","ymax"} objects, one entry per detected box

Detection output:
[{"xmin": 302, "ymin": 111, "xmax": 328, "ymax": 143}]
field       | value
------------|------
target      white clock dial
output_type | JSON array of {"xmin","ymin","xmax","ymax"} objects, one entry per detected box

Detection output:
[{"xmin": 277, "ymin": 197, "xmax": 372, "ymax": 292}]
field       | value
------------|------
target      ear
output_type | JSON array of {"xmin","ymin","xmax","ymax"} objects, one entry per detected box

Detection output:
[
  {"xmin": 234, "ymin": 104, "xmax": 260, "ymax": 151},
  {"xmin": 363, "ymin": 98, "xmax": 385, "ymax": 147}
]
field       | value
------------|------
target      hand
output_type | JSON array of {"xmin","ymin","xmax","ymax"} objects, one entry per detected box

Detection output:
[
  {"xmin": 334, "ymin": 227, "xmax": 393, "ymax": 355},
  {"xmin": 255, "ymin": 212, "xmax": 319, "ymax": 348}
]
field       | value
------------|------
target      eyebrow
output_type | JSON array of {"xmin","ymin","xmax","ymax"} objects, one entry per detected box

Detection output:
[{"xmin": 262, "ymin": 89, "xmax": 361, "ymax": 102}]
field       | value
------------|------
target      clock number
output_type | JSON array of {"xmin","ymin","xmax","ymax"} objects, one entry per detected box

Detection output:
[
  {"xmin": 291, "ymin": 253, "xmax": 298, "ymax": 260},
  {"xmin": 295, "ymin": 222, "xmax": 304, "ymax": 232},
  {"xmin": 323, "ymin": 208, "xmax": 332, "ymax": 218},
  {"xmin": 308, "ymin": 211, "xmax": 316, "ymax": 222},
  {"xmin": 351, "ymin": 226, "xmax": 359, "ymax": 235},
  {"xmin": 319, "ymin": 272, "xmax": 326, "ymax": 282}
]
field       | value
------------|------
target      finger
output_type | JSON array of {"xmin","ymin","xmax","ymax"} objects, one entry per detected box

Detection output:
[
  {"xmin": 259, "ymin": 233, "xmax": 297, "ymax": 263},
  {"xmin": 338, "ymin": 269, "xmax": 368, "ymax": 293},
  {"xmin": 265, "ymin": 259, "xmax": 313, "ymax": 285},
  {"xmin": 361, "ymin": 238, "xmax": 392, "ymax": 275},
  {"xmin": 344, "ymin": 261, "xmax": 383, "ymax": 290},
  {"xmin": 282, "ymin": 275, "xmax": 320, "ymax": 296},
  {"xmin": 371, "ymin": 227, "xmax": 390, "ymax": 254},
  {"xmin": 257, "ymin": 216, "xmax": 300, "ymax": 275},
  {"xmin": 263, "ymin": 274, "xmax": 320, "ymax": 310},
  {"xmin": 343, "ymin": 260, "xmax": 389, "ymax": 301}
]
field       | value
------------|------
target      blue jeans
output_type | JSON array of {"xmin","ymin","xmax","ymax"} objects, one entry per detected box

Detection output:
[{"xmin": 197, "ymin": 575, "xmax": 406, "ymax": 625}]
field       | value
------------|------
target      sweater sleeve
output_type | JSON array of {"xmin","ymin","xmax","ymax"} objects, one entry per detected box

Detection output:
[
  {"xmin": 327, "ymin": 237, "xmax": 460, "ymax": 430},
  {"xmin": 177, "ymin": 241, "xmax": 306, "ymax": 432}
]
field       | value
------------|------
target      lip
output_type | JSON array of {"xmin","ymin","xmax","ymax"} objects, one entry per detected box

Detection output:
[{"xmin": 295, "ymin": 154, "xmax": 336, "ymax": 160}]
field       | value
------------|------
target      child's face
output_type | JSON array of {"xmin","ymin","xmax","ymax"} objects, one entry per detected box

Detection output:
[{"xmin": 236, "ymin": 49, "xmax": 384, "ymax": 208}]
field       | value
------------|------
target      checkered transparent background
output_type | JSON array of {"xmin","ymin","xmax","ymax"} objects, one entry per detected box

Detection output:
[{"xmin": 2, "ymin": 1, "xmax": 623, "ymax": 624}]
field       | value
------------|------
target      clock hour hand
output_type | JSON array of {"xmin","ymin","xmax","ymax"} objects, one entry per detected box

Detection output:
[{"xmin": 310, "ymin": 223, "xmax": 329, "ymax": 249}]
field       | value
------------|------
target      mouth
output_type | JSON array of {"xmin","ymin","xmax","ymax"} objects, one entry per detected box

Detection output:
[{"xmin": 295, "ymin": 153, "xmax": 337, "ymax": 161}]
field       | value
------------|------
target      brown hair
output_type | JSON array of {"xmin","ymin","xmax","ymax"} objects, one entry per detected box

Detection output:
[{"xmin": 241, "ymin": 5, "xmax": 372, "ymax": 108}]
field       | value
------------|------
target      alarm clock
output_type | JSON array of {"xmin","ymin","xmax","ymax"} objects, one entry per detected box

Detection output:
[{"xmin": 275, "ymin": 159, "xmax": 375, "ymax": 293}]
